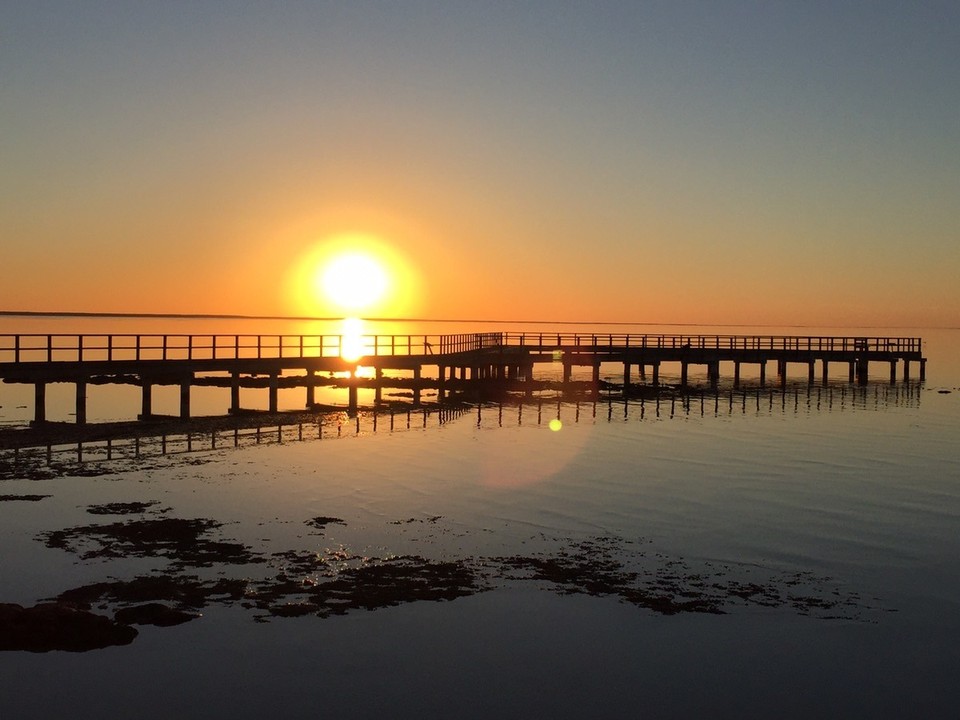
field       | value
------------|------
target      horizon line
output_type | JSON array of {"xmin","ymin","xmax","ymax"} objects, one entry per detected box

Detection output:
[{"xmin": 0, "ymin": 310, "xmax": 953, "ymax": 331}]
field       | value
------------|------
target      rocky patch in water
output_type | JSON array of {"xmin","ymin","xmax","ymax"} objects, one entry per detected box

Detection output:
[
  {"xmin": 85, "ymin": 501, "xmax": 167, "ymax": 515},
  {"xmin": 39, "ymin": 517, "xmax": 261, "ymax": 568},
  {"xmin": 113, "ymin": 602, "xmax": 201, "ymax": 627},
  {"xmin": 11, "ymin": 518, "xmax": 881, "ymax": 652},
  {"xmin": 41, "ymin": 550, "xmax": 484, "ymax": 630},
  {"xmin": 304, "ymin": 516, "xmax": 346, "ymax": 532},
  {"xmin": 252, "ymin": 554, "xmax": 484, "ymax": 619},
  {"xmin": 390, "ymin": 515, "xmax": 443, "ymax": 525},
  {"xmin": 56, "ymin": 574, "xmax": 250, "ymax": 611},
  {"xmin": 492, "ymin": 535, "xmax": 867, "ymax": 619},
  {"xmin": 0, "ymin": 494, "xmax": 51, "ymax": 502},
  {"xmin": 0, "ymin": 602, "xmax": 137, "ymax": 652}
]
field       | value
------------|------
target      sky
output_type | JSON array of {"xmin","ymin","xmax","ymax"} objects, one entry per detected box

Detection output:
[{"xmin": 2, "ymin": 1, "xmax": 958, "ymax": 327}]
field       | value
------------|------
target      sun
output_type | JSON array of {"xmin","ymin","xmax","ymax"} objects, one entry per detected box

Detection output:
[
  {"xmin": 286, "ymin": 232, "xmax": 420, "ymax": 318},
  {"xmin": 319, "ymin": 252, "xmax": 389, "ymax": 312}
]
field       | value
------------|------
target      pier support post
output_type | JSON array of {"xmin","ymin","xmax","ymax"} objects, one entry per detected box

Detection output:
[
  {"xmin": 375, "ymin": 368, "xmax": 383, "ymax": 404},
  {"xmin": 268, "ymin": 372, "xmax": 279, "ymax": 413},
  {"xmin": 76, "ymin": 380, "xmax": 87, "ymax": 425},
  {"xmin": 733, "ymin": 362, "xmax": 741, "ymax": 389},
  {"xmin": 348, "ymin": 383, "xmax": 358, "ymax": 414},
  {"xmin": 413, "ymin": 367, "xmax": 422, "ymax": 406},
  {"xmin": 438, "ymin": 365, "xmax": 447, "ymax": 401},
  {"xmin": 808, "ymin": 361, "xmax": 815, "ymax": 385},
  {"xmin": 780, "ymin": 362, "xmax": 787, "ymax": 389},
  {"xmin": 890, "ymin": 361, "xmax": 897, "ymax": 384},
  {"xmin": 563, "ymin": 362, "xmax": 572, "ymax": 384},
  {"xmin": 759, "ymin": 361, "xmax": 766, "ymax": 388},
  {"xmin": 848, "ymin": 362, "xmax": 856, "ymax": 383},
  {"xmin": 822, "ymin": 361, "xmax": 829, "ymax": 384},
  {"xmin": 903, "ymin": 361, "xmax": 910, "ymax": 381},
  {"xmin": 652, "ymin": 363, "xmax": 660, "ymax": 387},
  {"xmin": 623, "ymin": 362, "xmax": 630, "ymax": 388},
  {"xmin": 33, "ymin": 382, "xmax": 46, "ymax": 424},
  {"xmin": 708, "ymin": 361, "xmax": 720, "ymax": 389},
  {"xmin": 140, "ymin": 380, "xmax": 153, "ymax": 418},
  {"xmin": 857, "ymin": 359, "xmax": 869, "ymax": 385},
  {"xmin": 592, "ymin": 363, "xmax": 600, "ymax": 384},
  {"xmin": 639, "ymin": 364, "xmax": 646, "ymax": 380},
  {"xmin": 524, "ymin": 363, "xmax": 534, "ymax": 397},
  {"xmin": 230, "ymin": 372, "xmax": 241, "ymax": 413},
  {"xmin": 179, "ymin": 378, "xmax": 191, "ymax": 419},
  {"xmin": 680, "ymin": 362, "xmax": 688, "ymax": 388},
  {"xmin": 305, "ymin": 370, "xmax": 316, "ymax": 408},
  {"xmin": 920, "ymin": 359, "xmax": 926, "ymax": 381}
]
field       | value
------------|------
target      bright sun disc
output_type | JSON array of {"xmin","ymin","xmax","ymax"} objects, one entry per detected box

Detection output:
[{"xmin": 321, "ymin": 252, "xmax": 389, "ymax": 312}]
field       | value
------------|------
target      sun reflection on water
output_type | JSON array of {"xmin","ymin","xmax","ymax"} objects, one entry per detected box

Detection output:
[{"xmin": 340, "ymin": 318, "xmax": 367, "ymax": 363}]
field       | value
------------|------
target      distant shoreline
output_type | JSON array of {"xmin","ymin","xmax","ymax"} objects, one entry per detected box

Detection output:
[{"xmin": 0, "ymin": 311, "xmax": 951, "ymax": 330}]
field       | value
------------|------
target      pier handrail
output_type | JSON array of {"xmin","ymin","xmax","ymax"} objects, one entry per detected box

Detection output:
[
  {"xmin": 0, "ymin": 333, "xmax": 443, "ymax": 364},
  {"xmin": 0, "ymin": 332, "xmax": 924, "ymax": 365},
  {"xmin": 499, "ymin": 333, "xmax": 923, "ymax": 354}
]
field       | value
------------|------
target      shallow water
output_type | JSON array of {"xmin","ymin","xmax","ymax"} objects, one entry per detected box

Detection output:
[{"xmin": 1, "ymin": 323, "xmax": 958, "ymax": 718}]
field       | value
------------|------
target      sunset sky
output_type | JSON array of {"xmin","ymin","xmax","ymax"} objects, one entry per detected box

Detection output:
[{"xmin": 2, "ymin": 2, "xmax": 958, "ymax": 327}]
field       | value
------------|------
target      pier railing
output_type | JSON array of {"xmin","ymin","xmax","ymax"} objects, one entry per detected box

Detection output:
[
  {"xmin": 499, "ymin": 333, "xmax": 923, "ymax": 354},
  {"xmin": 0, "ymin": 333, "xmax": 441, "ymax": 364},
  {"xmin": 0, "ymin": 332, "xmax": 923, "ymax": 365},
  {"xmin": 438, "ymin": 332, "xmax": 503, "ymax": 355}
]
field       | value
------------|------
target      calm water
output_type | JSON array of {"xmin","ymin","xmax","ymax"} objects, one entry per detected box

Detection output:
[{"xmin": 1, "ymin": 321, "xmax": 958, "ymax": 719}]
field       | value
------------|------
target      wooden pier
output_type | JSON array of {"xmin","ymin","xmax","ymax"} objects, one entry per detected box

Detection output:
[{"xmin": 0, "ymin": 332, "xmax": 925, "ymax": 425}]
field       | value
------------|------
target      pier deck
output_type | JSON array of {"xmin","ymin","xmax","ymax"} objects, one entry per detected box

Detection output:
[{"xmin": 0, "ymin": 332, "xmax": 925, "ymax": 424}]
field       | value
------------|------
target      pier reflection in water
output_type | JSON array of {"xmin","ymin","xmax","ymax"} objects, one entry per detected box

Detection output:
[{"xmin": 1, "ymin": 382, "xmax": 922, "ymax": 476}]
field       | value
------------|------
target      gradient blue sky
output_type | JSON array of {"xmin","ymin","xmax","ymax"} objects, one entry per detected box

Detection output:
[{"xmin": 2, "ymin": 1, "xmax": 958, "ymax": 325}]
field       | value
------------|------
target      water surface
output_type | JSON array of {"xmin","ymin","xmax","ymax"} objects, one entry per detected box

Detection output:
[{"xmin": 1, "ymin": 322, "xmax": 958, "ymax": 718}]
